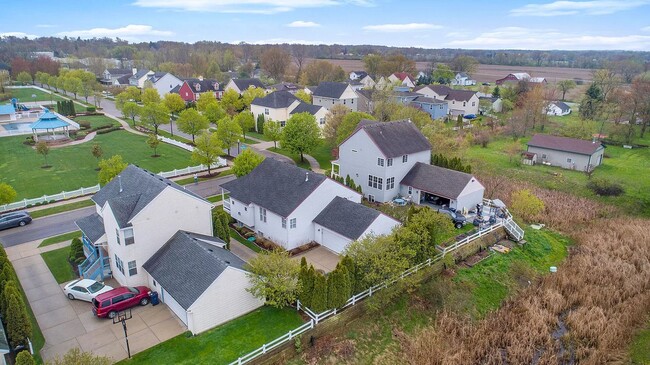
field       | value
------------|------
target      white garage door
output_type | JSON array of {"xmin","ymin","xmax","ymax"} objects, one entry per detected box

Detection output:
[
  {"xmin": 160, "ymin": 287, "xmax": 188, "ymax": 326},
  {"xmin": 321, "ymin": 228, "xmax": 350, "ymax": 254}
]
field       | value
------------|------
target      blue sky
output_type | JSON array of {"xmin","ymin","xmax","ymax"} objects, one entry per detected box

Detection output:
[{"xmin": 2, "ymin": 0, "xmax": 650, "ymax": 51}]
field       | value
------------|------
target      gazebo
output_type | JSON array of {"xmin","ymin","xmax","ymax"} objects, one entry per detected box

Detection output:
[{"xmin": 31, "ymin": 109, "xmax": 71, "ymax": 142}]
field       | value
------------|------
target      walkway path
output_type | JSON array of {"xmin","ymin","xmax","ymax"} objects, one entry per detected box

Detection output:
[
  {"xmin": 49, "ymin": 132, "xmax": 96, "ymax": 149},
  {"xmin": 303, "ymin": 154, "xmax": 324, "ymax": 173},
  {"xmin": 229, "ymin": 240, "xmax": 258, "ymax": 262}
]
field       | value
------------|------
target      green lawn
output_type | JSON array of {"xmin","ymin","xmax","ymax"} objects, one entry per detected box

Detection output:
[
  {"xmin": 39, "ymin": 230, "xmax": 81, "ymax": 247},
  {"xmin": 207, "ymin": 193, "xmax": 229, "ymax": 203},
  {"xmin": 29, "ymin": 199, "xmax": 95, "ymax": 219},
  {"xmin": 246, "ymin": 131, "xmax": 271, "ymax": 142},
  {"xmin": 157, "ymin": 129, "xmax": 193, "ymax": 144},
  {"xmin": 268, "ymin": 140, "xmax": 333, "ymax": 170},
  {"xmin": 74, "ymin": 114, "xmax": 120, "ymax": 129},
  {"xmin": 230, "ymin": 227, "xmax": 262, "ymax": 253},
  {"xmin": 174, "ymin": 169, "xmax": 233, "ymax": 185},
  {"xmin": 0, "ymin": 130, "xmax": 193, "ymax": 200},
  {"xmin": 630, "ymin": 322, "xmax": 650, "ymax": 364},
  {"xmin": 268, "ymin": 147, "xmax": 312, "ymax": 169},
  {"xmin": 118, "ymin": 306, "xmax": 304, "ymax": 365},
  {"xmin": 4, "ymin": 87, "xmax": 67, "ymax": 103},
  {"xmin": 41, "ymin": 247, "xmax": 77, "ymax": 284}
]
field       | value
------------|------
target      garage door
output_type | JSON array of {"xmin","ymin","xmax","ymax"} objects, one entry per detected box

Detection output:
[
  {"xmin": 321, "ymin": 228, "xmax": 350, "ymax": 254},
  {"xmin": 161, "ymin": 288, "xmax": 188, "ymax": 326}
]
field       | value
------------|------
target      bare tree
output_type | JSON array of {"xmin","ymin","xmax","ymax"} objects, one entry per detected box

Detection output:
[
  {"xmin": 260, "ymin": 47, "xmax": 291, "ymax": 82},
  {"xmin": 291, "ymin": 44, "xmax": 308, "ymax": 83},
  {"xmin": 592, "ymin": 68, "xmax": 620, "ymax": 101}
]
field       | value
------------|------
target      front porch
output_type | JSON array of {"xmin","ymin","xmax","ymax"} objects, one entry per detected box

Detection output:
[{"xmin": 78, "ymin": 234, "xmax": 111, "ymax": 282}]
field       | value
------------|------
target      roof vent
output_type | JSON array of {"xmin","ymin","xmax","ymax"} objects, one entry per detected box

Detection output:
[
  {"xmin": 305, "ymin": 172, "xmax": 309, "ymax": 182},
  {"xmin": 225, "ymin": 260, "xmax": 230, "ymax": 265},
  {"xmin": 118, "ymin": 175, "xmax": 123, "ymax": 193},
  {"xmin": 207, "ymin": 248, "xmax": 213, "ymax": 252}
]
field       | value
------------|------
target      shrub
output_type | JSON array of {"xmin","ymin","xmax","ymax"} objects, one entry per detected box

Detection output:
[
  {"xmin": 69, "ymin": 237, "xmax": 85, "ymax": 265},
  {"xmin": 15, "ymin": 351, "xmax": 35, "ymax": 365},
  {"xmin": 6, "ymin": 291, "xmax": 31, "ymax": 348},
  {"xmin": 510, "ymin": 189, "xmax": 545, "ymax": 223},
  {"xmin": 78, "ymin": 121, "xmax": 91, "ymax": 129},
  {"xmin": 86, "ymin": 106, "xmax": 96, "ymax": 112},
  {"xmin": 95, "ymin": 126, "xmax": 121, "ymax": 134},
  {"xmin": 587, "ymin": 178, "xmax": 624, "ymax": 196},
  {"xmin": 310, "ymin": 273, "xmax": 328, "ymax": 313}
]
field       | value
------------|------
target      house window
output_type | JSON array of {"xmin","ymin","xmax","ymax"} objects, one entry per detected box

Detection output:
[
  {"xmin": 377, "ymin": 158, "xmax": 384, "ymax": 166},
  {"xmin": 290, "ymin": 218, "xmax": 297, "ymax": 229},
  {"xmin": 115, "ymin": 229, "xmax": 121, "ymax": 245},
  {"xmin": 387, "ymin": 158, "xmax": 393, "ymax": 167},
  {"xmin": 368, "ymin": 194, "xmax": 375, "ymax": 202},
  {"xmin": 402, "ymin": 155, "xmax": 408, "ymax": 163},
  {"xmin": 320, "ymin": 118, "xmax": 325, "ymax": 125},
  {"xmin": 114, "ymin": 254, "xmax": 124, "ymax": 275},
  {"xmin": 387, "ymin": 177, "xmax": 395, "ymax": 190},
  {"xmin": 128, "ymin": 260, "xmax": 137, "ymax": 276},
  {"xmin": 472, "ymin": 102, "xmax": 476, "ymax": 106},
  {"xmin": 282, "ymin": 218, "xmax": 286, "ymax": 228},
  {"xmin": 280, "ymin": 121, "xmax": 286, "ymax": 127},
  {"xmin": 343, "ymin": 100, "xmax": 346, "ymax": 105},
  {"xmin": 368, "ymin": 175, "xmax": 383, "ymax": 189},
  {"xmin": 265, "ymin": 108, "xmax": 269, "ymax": 115},
  {"xmin": 567, "ymin": 158, "xmax": 573, "ymax": 163},
  {"xmin": 124, "ymin": 228, "xmax": 134, "ymax": 245},
  {"xmin": 542, "ymin": 154, "xmax": 547, "ymax": 159},
  {"xmin": 463, "ymin": 102, "xmax": 466, "ymax": 107},
  {"xmin": 259, "ymin": 208, "xmax": 267, "ymax": 223},
  {"xmin": 408, "ymin": 186, "xmax": 413, "ymax": 195}
]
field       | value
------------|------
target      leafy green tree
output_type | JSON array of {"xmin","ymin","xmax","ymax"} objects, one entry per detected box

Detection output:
[
  {"xmin": 432, "ymin": 64, "xmax": 454, "ymax": 84},
  {"xmin": 336, "ymin": 112, "xmax": 375, "ymax": 145},
  {"xmin": 146, "ymin": 133, "xmax": 161, "ymax": 157},
  {"xmin": 363, "ymin": 54, "xmax": 382, "ymax": 77},
  {"xmin": 216, "ymin": 116, "xmax": 243, "ymax": 156},
  {"xmin": 492, "ymin": 85, "xmax": 501, "ymax": 98},
  {"xmin": 245, "ymin": 249, "xmax": 301, "ymax": 308},
  {"xmin": 163, "ymin": 93, "xmax": 186, "ymax": 119},
  {"xmin": 263, "ymin": 120, "xmax": 282, "ymax": 148},
  {"xmin": 580, "ymin": 83, "xmax": 603, "ymax": 120},
  {"xmin": 326, "ymin": 264, "xmax": 351, "ymax": 309},
  {"xmin": 256, "ymin": 114, "xmax": 265, "ymax": 133},
  {"xmin": 6, "ymin": 293, "xmax": 31, "ymax": 348},
  {"xmin": 310, "ymin": 272, "xmax": 327, "ymax": 312},
  {"xmin": 281, "ymin": 113, "xmax": 320, "ymax": 162},
  {"xmin": 36, "ymin": 141, "xmax": 50, "ymax": 167},
  {"xmin": 16, "ymin": 71, "xmax": 32, "ymax": 85},
  {"xmin": 177, "ymin": 108, "xmax": 209, "ymax": 143},
  {"xmin": 47, "ymin": 348, "xmax": 111, "ymax": 365},
  {"xmin": 15, "ymin": 350, "xmax": 35, "ymax": 365},
  {"xmin": 0, "ymin": 279, "xmax": 17, "ymax": 318},
  {"xmin": 323, "ymin": 104, "xmax": 349, "ymax": 146},
  {"xmin": 121, "ymin": 101, "xmax": 140, "ymax": 127},
  {"xmin": 98, "ymin": 155, "xmax": 127, "ymax": 185},
  {"xmin": 403, "ymin": 208, "xmax": 454, "ymax": 262},
  {"xmin": 204, "ymin": 102, "xmax": 227, "ymax": 124},
  {"xmin": 115, "ymin": 86, "xmax": 141, "ymax": 109},
  {"xmin": 510, "ymin": 189, "xmax": 545, "ymax": 222},
  {"xmin": 0, "ymin": 183, "xmax": 17, "ymax": 205},
  {"xmin": 213, "ymin": 210, "xmax": 231, "ymax": 246},
  {"xmin": 221, "ymin": 89, "xmax": 243, "ymax": 115},
  {"xmin": 79, "ymin": 79, "xmax": 95, "ymax": 104},
  {"xmin": 242, "ymin": 87, "xmax": 266, "ymax": 109},
  {"xmin": 64, "ymin": 77, "xmax": 82, "ymax": 99},
  {"xmin": 232, "ymin": 149, "xmax": 265, "ymax": 177},
  {"xmin": 196, "ymin": 92, "xmax": 218, "ymax": 112},
  {"xmin": 192, "ymin": 131, "xmax": 223, "ymax": 175},
  {"xmin": 340, "ymin": 255, "xmax": 359, "ymax": 294},
  {"xmin": 295, "ymin": 89, "xmax": 312, "ymax": 103},
  {"xmin": 234, "ymin": 112, "xmax": 255, "ymax": 139},
  {"xmin": 69, "ymin": 237, "xmax": 85, "ymax": 265},
  {"xmin": 297, "ymin": 258, "xmax": 315, "ymax": 308},
  {"xmin": 557, "ymin": 79, "xmax": 577, "ymax": 101},
  {"xmin": 139, "ymin": 103, "xmax": 170, "ymax": 135},
  {"xmin": 141, "ymin": 88, "xmax": 161, "ymax": 105}
]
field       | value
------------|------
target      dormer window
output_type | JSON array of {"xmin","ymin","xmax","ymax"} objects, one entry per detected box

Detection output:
[{"xmin": 195, "ymin": 83, "xmax": 201, "ymax": 91}]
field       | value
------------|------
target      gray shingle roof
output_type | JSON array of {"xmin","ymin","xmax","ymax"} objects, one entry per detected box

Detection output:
[
  {"xmin": 401, "ymin": 162, "xmax": 476, "ymax": 199},
  {"xmin": 290, "ymin": 102, "xmax": 323, "ymax": 115},
  {"xmin": 92, "ymin": 165, "xmax": 207, "ymax": 228},
  {"xmin": 312, "ymin": 82, "xmax": 349, "ymax": 99},
  {"xmin": 412, "ymin": 96, "xmax": 446, "ymax": 105},
  {"xmin": 528, "ymin": 134, "xmax": 602, "ymax": 155},
  {"xmin": 551, "ymin": 101, "xmax": 571, "ymax": 113},
  {"xmin": 221, "ymin": 159, "xmax": 327, "ymax": 217},
  {"xmin": 251, "ymin": 90, "xmax": 298, "ymax": 108},
  {"xmin": 232, "ymin": 78, "xmax": 265, "ymax": 91},
  {"xmin": 313, "ymin": 197, "xmax": 381, "ymax": 240},
  {"xmin": 170, "ymin": 84, "xmax": 181, "ymax": 93},
  {"xmin": 130, "ymin": 69, "xmax": 151, "ymax": 80},
  {"xmin": 353, "ymin": 120, "xmax": 432, "ymax": 158},
  {"xmin": 75, "ymin": 213, "xmax": 105, "ymax": 243},
  {"xmin": 116, "ymin": 74, "xmax": 131, "ymax": 85},
  {"xmin": 142, "ymin": 231, "xmax": 245, "ymax": 310},
  {"xmin": 107, "ymin": 68, "xmax": 131, "ymax": 76},
  {"xmin": 183, "ymin": 78, "xmax": 222, "ymax": 93},
  {"xmin": 417, "ymin": 85, "xmax": 476, "ymax": 102}
]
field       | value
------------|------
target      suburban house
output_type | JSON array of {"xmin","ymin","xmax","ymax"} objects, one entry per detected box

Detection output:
[
  {"xmin": 312, "ymin": 82, "xmax": 358, "ymax": 111},
  {"xmin": 496, "ymin": 73, "xmax": 547, "ymax": 85},
  {"xmin": 526, "ymin": 134, "xmax": 605, "ymax": 171},
  {"xmin": 75, "ymin": 166, "xmax": 260, "ymax": 334},
  {"xmin": 225, "ymin": 78, "xmax": 266, "ymax": 95},
  {"xmin": 174, "ymin": 77, "xmax": 223, "ymax": 102},
  {"xmin": 355, "ymin": 89, "xmax": 375, "ymax": 113},
  {"xmin": 546, "ymin": 101, "xmax": 571, "ymax": 116},
  {"xmin": 269, "ymin": 82, "xmax": 302, "ymax": 94},
  {"xmin": 451, "ymin": 72, "xmax": 476, "ymax": 86},
  {"xmin": 349, "ymin": 72, "xmax": 375, "ymax": 89},
  {"xmin": 409, "ymin": 96, "xmax": 448, "ymax": 120},
  {"xmin": 388, "ymin": 72, "xmax": 416, "ymax": 88},
  {"xmin": 250, "ymin": 90, "xmax": 327, "ymax": 127},
  {"xmin": 129, "ymin": 69, "xmax": 155, "ymax": 88},
  {"xmin": 100, "ymin": 68, "xmax": 132, "ymax": 86},
  {"xmin": 221, "ymin": 159, "xmax": 398, "ymax": 253},
  {"xmin": 479, "ymin": 96, "xmax": 503, "ymax": 114},
  {"xmin": 349, "ymin": 71, "xmax": 367, "ymax": 80},
  {"xmin": 333, "ymin": 119, "xmax": 485, "ymax": 211},
  {"xmin": 143, "ymin": 231, "xmax": 263, "ymax": 334},
  {"xmin": 146, "ymin": 72, "xmax": 183, "ymax": 97},
  {"xmin": 415, "ymin": 85, "xmax": 479, "ymax": 116}
]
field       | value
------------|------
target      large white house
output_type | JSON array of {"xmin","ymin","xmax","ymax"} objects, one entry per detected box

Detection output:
[
  {"xmin": 129, "ymin": 69, "xmax": 155, "ymax": 88},
  {"xmin": 546, "ymin": 101, "xmax": 571, "ymax": 116},
  {"xmin": 250, "ymin": 90, "xmax": 328, "ymax": 127},
  {"xmin": 451, "ymin": 72, "xmax": 476, "ymax": 86},
  {"xmin": 333, "ymin": 119, "xmax": 485, "ymax": 211},
  {"xmin": 75, "ymin": 165, "xmax": 262, "ymax": 333},
  {"xmin": 225, "ymin": 78, "xmax": 266, "ymax": 95},
  {"xmin": 221, "ymin": 159, "xmax": 398, "ymax": 253},
  {"xmin": 146, "ymin": 72, "xmax": 183, "ymax": 97},
  {"xmin": 312, "ymin": 82, "xmax": 358, "ymax": 112},
  {"xmin": 415, "ymin": 85, "xmax": 480, "ymax": 116}
]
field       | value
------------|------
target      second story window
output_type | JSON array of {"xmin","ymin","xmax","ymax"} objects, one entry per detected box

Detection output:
[
  {"xmin": 282, "ymin": 218, "xmax": 286, "ymax": 228},
  {"xmin": 368, "ymin": 175, "xmax": 383, "ymax": 190},
  {"xmin": 115, "ymin": 228, "xmax": 121, "ymax": 245},
  {"xmin": 387, "ymin": 158, "xmax": 393, "ymax": 167},
  {"xmin": 402, "ymin": 155, "xmax": 408, "ymax": 163},
  {"xmin": 377, "ymin": 158, "xmax": 384, "ymax": 167},
  {"xmin": 265, "ymin": 108, "xmax": 269, "ymax": 115},
  {"xmin": 259, "ymin": 208, "xmax": 267, "ymax": 223},
  {"xmin": 124, "ymin": 228, "xmax": 134, "ymax": 245},
  {"xmin": 387, "ymin": 177, "xmax": 395, "ymax": 190},
  {"xmin": 290, "ymin": 218, "xmax": 297, "ymax": 229}
]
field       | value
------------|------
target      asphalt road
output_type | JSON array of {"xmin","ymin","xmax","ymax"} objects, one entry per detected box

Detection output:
[{"xmin": 0, "ymin": 175, "xmax": 236, "ymax": 247}]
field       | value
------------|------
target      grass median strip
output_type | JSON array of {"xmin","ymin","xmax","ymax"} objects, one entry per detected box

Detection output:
[
  {"xmin": 39, "ymin": 230, "xmax": 81, "ymax": 248},
  {"xmin": 41, "ymin": 247, "xmax": 77, "ymax": 284},
  {"xmin": 29, "ymin": 199, "xmax": 95, "ymax": 219}
]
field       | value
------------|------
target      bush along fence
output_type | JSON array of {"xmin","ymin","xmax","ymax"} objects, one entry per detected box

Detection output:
[
  {"xmin": 228, "ymin": 217, "xmax": 514, "ymax": 365},
  {"xmin": 0, "ymin": 161, "xmax": 227, "ymax": 213}
]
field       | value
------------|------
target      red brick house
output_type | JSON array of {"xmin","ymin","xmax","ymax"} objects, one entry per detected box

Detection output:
[{"xmin": 173, "ymin": 77, "xmax": 224, "ymax": 102}]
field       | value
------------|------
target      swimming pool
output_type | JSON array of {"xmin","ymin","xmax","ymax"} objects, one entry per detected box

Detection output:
[{"xmin": 1, "ymin": 122, "xmax": 32, "ymax": 132}]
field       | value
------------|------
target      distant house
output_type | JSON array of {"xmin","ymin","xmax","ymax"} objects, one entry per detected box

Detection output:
[
  {"xmin": 129, "ymin": 69, "xmax": 155, "ymax": 88},
  {"xmin": 146, "ymin": 72, "xmax": 183, "ymax": 98},
  {"xmin": 221, "ymin": 159, "xmax": 398, "ymax": 253},
  {"xmin": 546, "ymin": 101, "xmax": 571, "ymax": 116},
  {"xmin": 349, "ymin": 71, "xmax": 368, "ymax": 80},
  {"xmin": 355, "ymin": 89, "xmax": 375, "ymax": 113},
  {"xmin": 175, "ymin": 77, "xmax": 223, "ymax": 102},
  {"xmin": 479, "ymin": 96, "xmax": 503, "ymax": 113},
  {"xmin": 225, "ymin": 78, "xmax": 266, "ymax": 95},
  {"xmin": 101, "ymin": 68, "xmax": 133, "ymax": 86},
  {"xmin": 269, "ymin": 82, "xmax": 302, "ymax": 94},
  {"xmin": 415, "ymin": 85, "xmax": 479, "ymax": 116},
  {"xmin": 496, "ymin": 73, "xmax": 547, "ymax": 85},
  {"xmin": 312, "ymin": 82, "xmax": 358, "ymax": 111},
  {"xmin": 409, "ymin": 96, "xmax": 448, "ymax": 120},
  {"xmin": 358, "ymin": 74, "xmax": 376, "ymax": 88},
  {"xmin": 388, "ymin": 72, "xmax": 416, "ymax": 88},
  {"xmin": 451, "ymin": 72, "xmax": 476, "ymax": 86},
  {"xmin": 250, "ymin": 90, "xmax": 326, "ymax": 127},
  {"xmin": 526, "ymin": 134, "xmax": 605, "ymax": 171},
  {"xmin": 349, "ymin": 72, "xmax": 375, "ymax": 88}
]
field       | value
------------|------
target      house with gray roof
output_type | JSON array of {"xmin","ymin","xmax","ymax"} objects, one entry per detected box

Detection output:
[
  {"xmin": 333, "ymin": 119, "xmax": 484, "ymax": 211},
  {"xmin": 250, "ymin": 90, "xmax": 328, "ymax": 127},
  {"xmin": 312, "ymin": 82, "xmax": 358, "ymax": 112},
  {"xmin": 415, "ymin": 84, "xmax": 479, "ymax": 116},
  {"xmin": 451, "ymin": 72, "xmax": 476, "ymax": 86},
  {"xmin": 143, "ymin": 231, "xmax": 263, "ymax": 334},
  {"xmin": 221, "ymin": 159, "xmax": 397, "ymax": 254},
  {"xmin": 75, "ymin": 165, "xmax": 214, "ymax": 287},
  {"xmin": 101, "ymin": 68, "xmax": 133, "ymax": 86},
  {"xmin": 526, "ymin": 134, "xmax": 604, "ymax": 171},
  {"xmin": 546, "ymin": 101, "xmax": 571, "ymax": 116},
  {"xmin": 225, "ymin": 78, "xmax": 266, "ymax": 95},
  {"xmin": 129, "ymin": 69, "xmax": 155, "ymax": 88},
  {"xmin": 146, "ymin": 72, "xmax": 183, "ymax": 97}
]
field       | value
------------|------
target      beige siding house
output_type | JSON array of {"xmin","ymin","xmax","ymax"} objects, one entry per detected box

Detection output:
[{"xmin": 527, "ymin": 134, "xmax": 605, "ymax": 172}]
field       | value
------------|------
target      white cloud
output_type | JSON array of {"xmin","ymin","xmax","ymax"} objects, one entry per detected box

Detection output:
[
  {"xmin": 643, "ymin": 26, "xmax": 650, "ymax": 32},
  {"xmin": 363, "ymin": 23, "xmax": 442, "ymax": 33},
  {"xmin": 56, "ymin": 25, "xmax": 173, "ymax": 41},
  {"xmin": 35, "ymin": 24, "xmax": 56, "ymax": 28},
  {"xmin": 0, "ymin": 32, "xmax": 38, "ymax": 39},
  {"xmin": 132, "ymin": 0, "xmax": 369, "ymax": 14},
  {"xmin": 287, "ymin": 20, "xmax": 320, "ymax": 27},
  {"xmin": 446, "ymin": 27, "xmax": 650, "ymax": 51},
  {"xmin": 510, "ymin": 0, "xmax": 650, "ymax": 16}
]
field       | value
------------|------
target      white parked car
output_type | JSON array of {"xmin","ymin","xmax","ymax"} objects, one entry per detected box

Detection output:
[{"xmin": 63, "ymin": 279, "xmax": 113, "ymax": 302}]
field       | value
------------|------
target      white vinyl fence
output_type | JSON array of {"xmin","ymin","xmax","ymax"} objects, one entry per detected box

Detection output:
[
  {"xmin": 228, "ymin": 220, "xmax": 512, "ymax": 365},
  {"xmin": 0, "ymin": 161, "xmax": 228, "ymax": 213},
  {"xmin": 158, "ymin": 135, "xmax": 194, "ymax": 152}
]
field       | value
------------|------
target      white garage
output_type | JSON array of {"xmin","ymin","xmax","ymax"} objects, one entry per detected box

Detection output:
[{"xmin": 143, "ymin": 231, "xmax": 264, "ymax": 334}]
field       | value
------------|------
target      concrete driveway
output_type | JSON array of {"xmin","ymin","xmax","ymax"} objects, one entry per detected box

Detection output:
[
  {"xmin": 293, "ymin": 245, "xmax": 340, "ymax": 273},
  {"xmin": 8, "ymin": 242, "xmax": 186, "ymax": 363}
]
